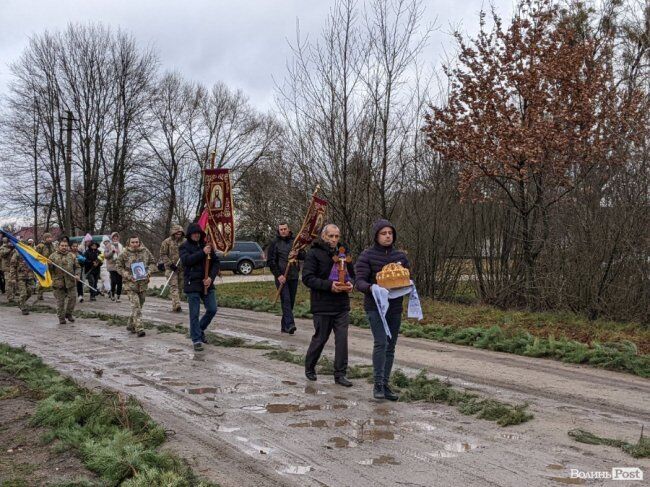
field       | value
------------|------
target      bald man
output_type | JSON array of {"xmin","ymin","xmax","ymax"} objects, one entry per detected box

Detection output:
[{"xmin": 302, "ymin": 224, "xmax": 355, "ymax": 387}]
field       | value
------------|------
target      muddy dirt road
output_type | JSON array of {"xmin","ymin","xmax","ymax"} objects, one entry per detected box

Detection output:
[{"xmin": 0, "ymin": 293, "xmax": 648, "ymax": 486}]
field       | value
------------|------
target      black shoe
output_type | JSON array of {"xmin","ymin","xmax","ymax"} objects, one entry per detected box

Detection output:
[
  {"xmin": 288, "ymin": 326, "xmax": 296, "ymax": 335},
  {"xmin": 201, "ymin": 333, "xmax": 208, "ymax": 344},
  {"xmin": 305, "ymin": 370, "xmax": 317, "ymax": 381},
  {"xmin": 373, "ymin": 384, "xmax": 385, "ymax": 400},
  {"xmin": 193, "ymin": 342, "xmax": 204, "ymax": 352},
  {"xmin": 137, "ymin": 330, "xmax": 146, "ymax": 337},
  {"xmin": 126, "ymin": 326, "xmax": 135, "ymax": 333},
  {"xmin": 383, "ymin": 384, "xmax": 399, "ymax": 401},
  {"xmin": 174, "ymin": 306, "xmax": 182, "ymax": 313},
  {"xmin": 58, "ymin": 318, "xmax": 66, "ymax": 325},
  {"xmin": 21, "ymin": 309, "xmax": 29, "ymax": 316},
  {"xmin": 65, "ymin": 314, "xmax": 75, "ymax": 323},
  {"xmin": 335, "ymin": 377, "xmax": 353, "ymax": 387}
]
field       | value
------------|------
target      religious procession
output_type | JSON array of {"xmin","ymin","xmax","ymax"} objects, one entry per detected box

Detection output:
[{"xmin": 0, "ymin": 157, "xmax": 422, "ymax": 403}]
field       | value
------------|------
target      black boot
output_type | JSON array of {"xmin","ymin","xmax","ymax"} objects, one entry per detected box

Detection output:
[
  {"xmin": 335, "ymin": 376, "xmax": 353, "ymax": 387},
  {"xmin": 383, "ymin": 384, "xmax": 399, "ymax": 401},
  {"xmin": 305, "ymin": 370, "xmax": 317, "ymax": 381},
  {"xmin": 373, "ymin": 383, "xmax": 384, "ymax": 400}
]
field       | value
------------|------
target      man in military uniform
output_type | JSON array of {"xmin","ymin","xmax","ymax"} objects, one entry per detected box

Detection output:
[
  {"xmin": 116, "ymin": 235, "xmax": 156, "ymax": 337},
  {"xmin": 0, "ymin": 239, "xmax": 16, "ymax": 302},
  {"xmin": 10, "ymin": 248, "xmax": 35, "ymax": 315},
  {"xmin": 49, "ymin": 239, "xmax": 79, "ymax": 324},
  {"xmin": 35, "ymin": 232, "xmax": 55, "ymax": 300},
  {"xmin": 159, "ymin": 224, "xmax": 185, "ymax": 312}
]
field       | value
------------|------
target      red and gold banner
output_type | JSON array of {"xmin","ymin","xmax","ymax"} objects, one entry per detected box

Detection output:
[
  {"xmin": 204, "ymin": 168, "xmax": 235, "ymax": 254},
  {"xmin": 291, "ymin": 194, "xmax": 327, "ymax": 253}
]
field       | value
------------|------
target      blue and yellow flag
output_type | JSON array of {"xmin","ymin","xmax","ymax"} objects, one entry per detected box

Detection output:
[{"xmin": 0, "ymin": 229, "xmax": 52, "ymax": 287}]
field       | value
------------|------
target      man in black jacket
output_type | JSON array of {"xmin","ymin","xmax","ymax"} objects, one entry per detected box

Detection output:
[
  {"xmin": 302, "ymin": 224, "xmax": 355, "ymax": 386},
  {"xmin": 267, "ymin": 223, "xmax": 304, "ymax": 334},
  {"xmin": 179, "ymin": 223, "xmax": 220, "ymax": 352}
]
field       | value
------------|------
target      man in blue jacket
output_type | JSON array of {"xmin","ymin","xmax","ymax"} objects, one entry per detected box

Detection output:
[
  {"xmin": 355, "ymin": 219, "xmax": 410, "ymax": 401},
  {"xmin": 180, "ymin": 223, "xmax": 220, "ymax": 351}
]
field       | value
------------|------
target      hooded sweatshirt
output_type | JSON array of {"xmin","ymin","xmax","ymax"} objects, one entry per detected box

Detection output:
[
  {"xmin": 179, "ymin": 223, "xmax": 220, "ymax": 294},
  {"xmin": 159, "ymin": 224, "xmax": 185, "ymax": 270},
  {"xmin": 354, "ymin": 219, "xmax": 410, "ymax": 313}
]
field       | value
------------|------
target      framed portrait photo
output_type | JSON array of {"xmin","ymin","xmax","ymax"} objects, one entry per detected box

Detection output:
[{"xmin": 131, "ymin": 262, "xmax": 148, "ymax": 281}]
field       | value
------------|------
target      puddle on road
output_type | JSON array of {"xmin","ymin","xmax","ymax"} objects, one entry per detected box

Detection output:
[
  {"xmin": 183, "ymin": 387, "xmax": 217, "ymax": 395},
  {"xmin": 328, "ymin": 436, "xmax": 357, "ymax": 448},
  {"xmin": 167, "ymin": 348, "xmax": 184, "ymax": 353},
  {"xmin": 547, "ymin": 477, "xmax": 586, "ymax": 485},
  {"xmin": 500, "ymin": 433, "xmax": 521, "ymax": 440},
  {"xmin": 278, "ymin": 465, "xmax": 314, "ymax": 475},
  {"xmin": 290, "ymin": 420, "xmax": 329, "ymax": 428},
  {"xmin": 241, "ymin": 405, "xmax": 267, "ymax": 413},
  {"xmin": 355, "ymin": 430, "xmax": 395, "ymax": 441},
  {"xmin": 281, "ymin": 380, "xmax": 297, "ymax": 386},
  {"xmin": 547, "ymin": 464, "xmax": 565, "ymax": 470},
  {"xmin": 428, "ymin": 451, "xmax": 458, "ymax": 458},
  {"xmin": 429, "ymin": 442, "xmax": 479, "ymax": 458},
  {"xmin": 265, "ymin": 403, "xmax": 349, "ymax": 413},
  {"xmin": 215, "ymin": 426, "xmax": 240, "ymax": 433},
  {"xmin": 402, "ymin": 421, "xmax": 436, "ymax": 432},
  {"xmin": 359, "ymin": 455, "xmax": 400, "ymax": 466},
  {"xmin": 304, "ymin": 385, "xmax": 327, "ymax": 395},
  {"xmin": 444, "ymin": 442, "xmax": 479, "ymax": 452}
]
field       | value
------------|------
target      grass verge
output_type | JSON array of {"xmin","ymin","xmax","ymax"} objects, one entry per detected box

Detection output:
[
  {"xmin": 0, "ymin": 343, "xmax": 216, "ymax": 486},
  {"xmin": 200, "ymin": 282, "xmax": 650, "ymax": 378},
  {"xmin": 568, "ymin": 428, "xmax": 649, "ymax": 458},
  {"xmin": 264, "ymin": 349, "xmax": 533, "ymax": 427}
]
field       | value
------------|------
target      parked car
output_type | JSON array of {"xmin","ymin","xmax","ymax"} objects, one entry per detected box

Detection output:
[
  {"xmin": 216, "ymin": 241, "xmax": 266, "ymax": 275},
  {"xmin": 68, "ymin": 235, "xmax": 110, "ymax": 246}
]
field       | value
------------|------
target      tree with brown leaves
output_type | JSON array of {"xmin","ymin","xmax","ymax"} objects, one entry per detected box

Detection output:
[{"xmin": 423, "ymin": 0, "xmax": 646, "ymax": 308}]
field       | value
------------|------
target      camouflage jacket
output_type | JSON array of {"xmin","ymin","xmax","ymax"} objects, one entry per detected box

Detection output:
[
  {"xmin": 159, "ymin": 225, "xmax": 185, "ymax": 270},
  {"xmin": 0, "ymin": 245, "xmax": 15, "ymax": 273},
  {"xmin": 10, "ymin": 251, "xmax": 33, "ymax": 281},
  {"xmin": 36, "ymin": 242, "xmax": 54, "ymax": 259},
  {"xmin": 116, "ymin": 246, "xmax": 156, "ymax": 293},
  {"xmin": 49, "ymin": 250, "xmax": 79, "ymax": 289}
]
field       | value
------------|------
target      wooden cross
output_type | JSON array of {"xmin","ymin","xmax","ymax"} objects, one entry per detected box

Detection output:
[{"xmin": 332, "ymin": 246, "xmax": 352, "ymax": 284}]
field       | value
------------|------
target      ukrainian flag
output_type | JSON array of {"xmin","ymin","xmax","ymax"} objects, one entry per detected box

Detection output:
[{"xmin": 0, "ymin": 229, "xmax": 52, "ymax": 287}]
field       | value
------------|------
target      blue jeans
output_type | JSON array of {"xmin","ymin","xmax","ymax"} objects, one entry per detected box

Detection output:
[
  {"xmin": 186, "ymin": 290, "xmax": 217, "ymax": 344},
  {"xmin": 367, "ymin": 309, "xmax": 402, "ymax": 385}
]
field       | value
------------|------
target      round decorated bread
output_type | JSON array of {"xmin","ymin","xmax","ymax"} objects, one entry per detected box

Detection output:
[{"xmin": 376, "ymin": 262, "xmax": 410, "ymax": 289}]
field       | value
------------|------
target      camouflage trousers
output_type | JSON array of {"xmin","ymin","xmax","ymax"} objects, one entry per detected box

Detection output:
[
  {"xmin": 127, "ymin": 290, "xmax": 146, "ymax": 332},
  {"xmin": 5, "ymin": 277, "xmax": 15, "ymax": 302},
  {"xmin": 165, "ymin": 269, "xmax": 184, "ymax": 310},
  {"xmin": 17, "ymin": 279, "xmax": 34, "ymax": 310},
  {"xmin": 36, "ymin": 281, "xmax": 45, "ymax": 300},
  {"xmin": 53, "ymin": 286, "xmax": 76, "ymax": 320}
]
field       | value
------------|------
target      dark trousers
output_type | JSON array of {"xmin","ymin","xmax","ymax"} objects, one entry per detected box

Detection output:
[
  {"xmin": 304, "ymin": 311, "xmax": 349, "ymax": 378},
  {"xmin": 109, "ymin": 270, "xmax": 123, "ymax": 297},
  {"xmin": 0, "ymin": 270, "xmax": 5, "ymax": 293},
  {"xmin": 367, "ymin": 309, "xmax": 402, "ymax": 385},
  {"xmin": 86, "ymin": 269, "xmax": 100, "ymax": 297},
  {"xmin": 187, "ymin": 290, "xmax": 217, "ymax": 344},
  {"xmin": 76, "ymin": 270, "xmax": 84, "ymax": 297},
  {"xmin": 275, "ymin": 278, "xmax": 298, "ymax": 331}
]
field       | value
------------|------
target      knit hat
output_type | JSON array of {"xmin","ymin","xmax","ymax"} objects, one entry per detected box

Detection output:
[{"xmin": 83, "ymin": 233, "xmax": 93, "ymax": 243}]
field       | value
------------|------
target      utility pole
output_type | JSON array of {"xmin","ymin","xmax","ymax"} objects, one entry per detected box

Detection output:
[{"xmin": 60, "ymin": 111, "xmax": 76, "ymax": 236}]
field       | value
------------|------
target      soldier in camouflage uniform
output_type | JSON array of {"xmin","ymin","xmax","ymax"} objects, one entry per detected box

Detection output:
[
  {"xmin": 49, "ymin": 240, "xmax": 79, "ymax": 324},
  {"xmin": 116, "ymin": 235, "xmax": 156, "ymax": 337},
  {"xmin": 159, "ymin": 224, "xmax": 185, "ymax": 312},
  {"xmin": 10, "ymin": 248, "xmax": 35, "ymax": 315},
  {"xmin": 0, "ymin": 241, "xmax": 16, "ymax": 302},
  {"xmin": 35, "ymin": 232, "xmax": 55, "ymax": 301}
]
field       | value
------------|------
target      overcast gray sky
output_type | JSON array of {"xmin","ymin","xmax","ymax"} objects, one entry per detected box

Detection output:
[{"xmin": 0, "ymin": 0, "xmax": 514, "ymax": 111}]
